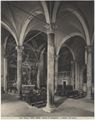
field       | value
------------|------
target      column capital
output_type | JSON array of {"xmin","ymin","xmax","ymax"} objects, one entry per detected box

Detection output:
[
  {"xmin": 47, "ymin": 23, "xmax": 55, "ymax": 34},
  {"xmin": 16, "ymin": 46, "xmax": 24, "ymax": 53},
  {"xmin": 85, "ymin": 45, "xmax": 92, "ymax": 53}
]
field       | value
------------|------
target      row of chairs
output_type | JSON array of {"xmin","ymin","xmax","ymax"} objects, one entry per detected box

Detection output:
[
  {"xmin": 21, "ymin": 86, "xmax": 47, "ymax": 107},
  {"xmin": 67, "ymin": 89, "xmax": 87, "ymax": 99},
  {"xmin": 56, "ymin": 85, "xmax": 87, "ymax": 99}
]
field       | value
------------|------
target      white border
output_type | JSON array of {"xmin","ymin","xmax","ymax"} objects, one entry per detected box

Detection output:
[{"xmin": 0, "ymin": 0, "xmax": 94, "ymax": 120}]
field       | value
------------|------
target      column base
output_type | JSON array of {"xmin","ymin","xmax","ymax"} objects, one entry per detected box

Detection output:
[{"xmin": 43, "ymin": 104, "xmax": 56, "ymax": 113}]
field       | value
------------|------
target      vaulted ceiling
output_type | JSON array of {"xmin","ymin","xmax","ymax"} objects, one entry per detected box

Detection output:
[
  {"xmin": 1, "ymin": 1, "xmax": 94, "ymax": 66},
  {"xmin": 1, "ymin": 1, "xmax": 94, "ymax": 44}
]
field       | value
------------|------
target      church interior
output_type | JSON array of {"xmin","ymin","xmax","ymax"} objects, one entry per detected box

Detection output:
[{"xmin": 1, "ymin": 1, "xmax": 94, "ymax": 118}]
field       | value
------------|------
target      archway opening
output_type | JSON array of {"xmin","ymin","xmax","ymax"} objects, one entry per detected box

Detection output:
[
  {"xmin": 57, "ymin": 46, "xmax": 73, "ymax": 96},
  {"xmin": 1, "ymin": 27, "xmax": 17, "ymax": 94},
  {"xmin": 57, "ymin": 36, "xmax": 86, "ymax": 97},
  {"xmin": 22, "ymin": 30, "xmax": 47, "ymax": 89}
]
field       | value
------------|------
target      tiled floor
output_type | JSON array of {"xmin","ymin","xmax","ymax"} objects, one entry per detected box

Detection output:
[{"xmin": 1, "ymin": 94, "xmax": 94, "ymax": 118}]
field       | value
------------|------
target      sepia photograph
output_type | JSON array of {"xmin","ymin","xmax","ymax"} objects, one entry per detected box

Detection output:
[{"xmin": 1, "ymin": 0, "xmax": 94, "ymax": 119}]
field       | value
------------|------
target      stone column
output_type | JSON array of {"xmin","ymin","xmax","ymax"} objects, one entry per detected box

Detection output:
[
  {"xmin": 16, "ymin": 46, "xmax": 24, "ymax": 98},
  {"xmin": 71, "ymin": 61, "xmax": 75, "ymax": 89},
  {"xmin": 4, "ymin": 55, "xmax": 8, "ymax": 93},
  {"xmin": 29, "ymin": 67, "xmax": 31, "ymax": 84},
  {"xmin": 85, "ymin": 47, "xmax": 88, "ymax": 65},
  {"xmin": 54, "ymin": 55, "xmax": 58, "ymax": 93},
  {"xmin": 79, "ymin": 69, "xmax": 83, "ymax": 90},
  {"xmin": 37, "ymin": 50, "xmax": 44, "ymax": 89},
  {"xmin": 77, "ymin": 63, "xmax": 80, "ymax": 89},
  {"xmin": 86, "ymin": 45, "xmax": 92, "ymax": 99},
  {"xmin": 43, "ymin": 24, "xmax": 55, "ymax": 112},
  {"xmin": 37, "ymin": 68, "xmax": 40, "ymax": 88},
  {"xmin": 74, "ymin": 60, "xmax": 78, "ymax": 90},
  {"xmin": 82, "ymin": 47, "xmax": 88, "ymax": 92}
]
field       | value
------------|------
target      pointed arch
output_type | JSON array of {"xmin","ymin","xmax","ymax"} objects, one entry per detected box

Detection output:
[
  {"xmin": 63, "ymin": 8, "xmax": 90, "ymax": 46},
  {"xmin": 52, "ymin": 1, "xmax": 60, "ymax": 23},
  {"xmin": 19, "ymin": 12, "xmax": 43, "ymax": 45},
  {"xmin": 57, "ymin": 32, "xmax": 85, "ymax": 55},
  {"xmin": 41, "ymin": 1, "xmax": 50, "ymax": 24},
  {"xmin": 3, "ymin": 36, "xmax": 9, "ymax": 51},
  {"xmin": 62, "ymin": 44, "xmax": 75, "ymax": 61},
  {"xmin": 1, "ymin": 21, "xmax": 18, "ymax": 45}
]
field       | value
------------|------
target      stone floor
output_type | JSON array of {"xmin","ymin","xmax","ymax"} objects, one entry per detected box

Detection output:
[{"xmin": 1, "ymin": 93, "xmax": 94, "ymax": 118}]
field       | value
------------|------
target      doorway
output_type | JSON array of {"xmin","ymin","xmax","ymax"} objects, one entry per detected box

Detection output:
[{"xmin": 63, "ymin": 81, "xmax": 66, "ymax": 89}]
